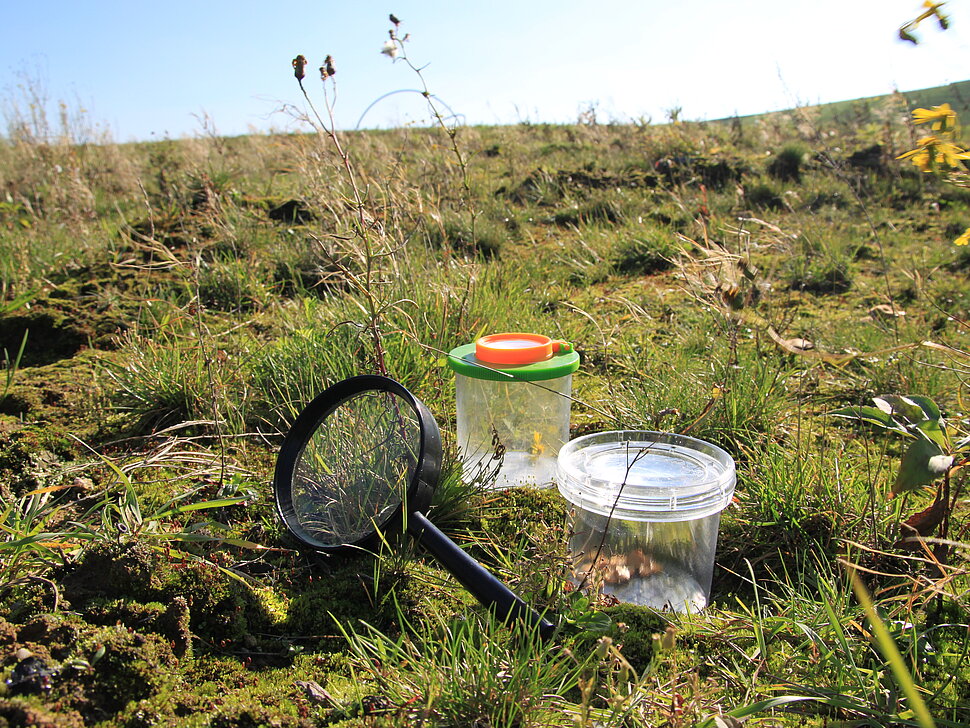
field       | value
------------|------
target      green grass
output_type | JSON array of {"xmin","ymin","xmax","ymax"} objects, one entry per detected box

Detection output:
[
  {"xmin": 716, "ymin": 80, "xmax": 970, "ymax": 138},
  {"xmin": 0, "ymin": 74, "xmax": 967, "ymax": 726}
]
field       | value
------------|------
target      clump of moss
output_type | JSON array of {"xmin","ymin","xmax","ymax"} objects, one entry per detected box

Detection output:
[
  {"xmin": 473, "ymin": 487, "xmax": 568, "ymax": 543},
  {"xmin": 59, "ymin": 542, "xmax": 264, "ymax": 648},
  {"xmin": 1, "ymin": 612, "xmax": 180, "ymax": 723},
  {"xmin": 599, "ymin": 604, "xmax": 671, "ymax": 669},
  {"xmin": 0, "ymin": 309, "xmax": 88, "ymax": 368},
  {"xmin": 283, "ymin": 556, "xmax": 468, "ymax": 650},
  {"xmin": 115, "ymin": 653, "xmax": 359, "ymax": 727},
  {"xmin": 13, "ymin": 612, "xmax": 85, "ymax": 663},
  {"xmin": 465, "ymin": 488, "xmax": 571, "ymax": 605},
  {"xmin": 0, "ymin": 697, "xmax": 86, "ymax": 727},
  {"xmin": 0, "ymin": 428, "xmax": 80, "ymax": 498},
  {"xmin": 83, "ymin": 597, "xmax": 192, "ymax": 658},
  {"xmin": 70, "ymin": 623, "xmax": 181, "ymax": 718}
]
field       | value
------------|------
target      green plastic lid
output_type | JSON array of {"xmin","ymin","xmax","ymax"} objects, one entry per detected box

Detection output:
[{"xmin": 446, "ymin": 334, "xmax": 580, "ymax": 382}]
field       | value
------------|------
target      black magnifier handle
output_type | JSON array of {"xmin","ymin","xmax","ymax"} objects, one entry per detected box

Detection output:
[{"xmin": 407, "ymin": 511, "xmax": 556, "ymax": 640}]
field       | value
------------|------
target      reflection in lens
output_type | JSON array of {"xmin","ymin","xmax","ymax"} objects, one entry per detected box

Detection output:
[{"xmin": 290, "ymin": 390, "xmax": 420, "ymax": 547}]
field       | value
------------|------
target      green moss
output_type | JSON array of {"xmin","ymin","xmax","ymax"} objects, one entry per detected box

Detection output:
[
  {"xmin": 251, "ymin": 587, "xmax": 289, "ymax": 627},
  {"xmin": 0, "ymin": 352, "xmax": 109, "ymax": 441},
  {"xmin": 0, "ymin": 309, "xmax": 87, "ymax": 368},
  {"xmin": 0, "ymin": 697, "xmax": 86, "ymax": 727},
  {"xmin": 462, "ymin": 488, "xmax": 571, "ymax": 606},
  {"xmin": 283, "ymin": 556, "xmax": 467, "ymax": 650},
  {"xmin": 117, "ymin": 654, "xmax": 357, "ymax": 727},
  {"xmin": 599, "ymin": 604, "xmax": 671, "ymax": 670},
  {"xmin": 0, "ymin": 613, "xmax": 179, "ymax": 723},
  {"xmin": 82, "ymin": 598, "xmax": 192, "ymax": 658},
  {"xmin": 14, "ymin": 613, "xmax": 86, "ymax": 663},
  {"xmin": 72, "ymin": 624, "xmax": 180, "ymax": 716},
  {"xmin": 60, "ymin": 542, "xmax": 266, "ymax": 648}
]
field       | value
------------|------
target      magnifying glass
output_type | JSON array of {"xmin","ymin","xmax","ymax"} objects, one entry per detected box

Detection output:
[{"xmin": 273, "ymin": 375, "xmax": 556, "ymax": 639}]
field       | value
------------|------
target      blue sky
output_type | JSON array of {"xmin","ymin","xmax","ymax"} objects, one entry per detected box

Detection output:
[{"xmin": 2, "ymin": 0, "xmax": 968, "ymax": 141}]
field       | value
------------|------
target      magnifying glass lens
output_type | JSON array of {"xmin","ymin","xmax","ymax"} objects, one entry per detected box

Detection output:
[
  {"xmin": 289, "ymin": 390, "xmax": 421, "ymax": 547},
  {"xmin": 275, "ymin": 375, "xmax": 554, "ymax": 639}
]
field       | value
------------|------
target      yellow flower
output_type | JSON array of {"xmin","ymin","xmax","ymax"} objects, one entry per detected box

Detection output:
[
  {"xmin": 898, "ymin": 134, "xmax": 970, "ymax": 172},
  {"xmin": 897, "ymin": 140, "xmax": 935, "ymax": 172},
  {"xmin": 956, "ymin": 226, "xmax": 970, "ymax": 246},
  {"xmin": 912, "ymin": 103, "xmax": 956, "ymax": 132},
  {"xmin": 935, "ymin": 140, "xmax": 970, "ymax": 168}
]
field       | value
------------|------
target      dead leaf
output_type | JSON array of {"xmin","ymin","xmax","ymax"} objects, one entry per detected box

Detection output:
[
  {"xmin": 784, "ymin": 337, "xmax": 814, "ymax": 351},
  {"xmin": 766, "ymin": 326, "xmax": 856, "ymax": 364},
  {"xmin": 72, "ymin": 477, "xmax": 95, "ymax": 491},
  {"xmin": 868, "ymin": 303, "xmax": 906, "ymax": 318},
  {"xmin": 895, "ymin": 498, "xmax": 947, "ymax": 550},
  {"xmin": 294, "ymin": 680, "xmax": 337, "ymax": 707}
]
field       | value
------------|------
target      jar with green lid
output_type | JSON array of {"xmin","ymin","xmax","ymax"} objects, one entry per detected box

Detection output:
[{"xmin": 446, "ymin": 333, "xmax": 580, "ymax": 489}]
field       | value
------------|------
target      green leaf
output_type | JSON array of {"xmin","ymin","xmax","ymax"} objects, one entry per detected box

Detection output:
[
  {"xmin": 150, "ymin": 497, "xmax": 247, "ymax": 520},
  {"xmin": 905, "ymin": 395, "xmax": 941, "ymax": 422},
  {"xmin": 913, "ymin": 419, "xmax": 948, "ymax": 451},
  {"xmin": 828, "ymin": 406, "xmax": 903, "ymax": 432},
  {"xmin": 892, "ymin": 438, "xmax": 954, "ymax": 496},
  {"xmin": 568, "ymin": 609, "xmax": 613, "ymax": 633},
  {"xmin": 873, "ymin": 395, "xmax": 925, "ymax": 426}
]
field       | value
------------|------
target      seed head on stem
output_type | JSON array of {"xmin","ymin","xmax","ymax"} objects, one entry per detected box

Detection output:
[{"xmin": 292, "ymin": 55, "xmax": 308, "ymax": 81}]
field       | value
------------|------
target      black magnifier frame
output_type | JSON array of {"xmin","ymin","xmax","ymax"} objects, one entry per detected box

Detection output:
[{"xmin": 273, "ymin": 374, "xmax": 556, "ymax": 639}]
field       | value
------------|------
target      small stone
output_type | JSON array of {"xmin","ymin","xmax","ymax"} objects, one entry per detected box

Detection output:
[{"xmin": 14, "ymin": 648, "xmax": 32, "ymax": 661}]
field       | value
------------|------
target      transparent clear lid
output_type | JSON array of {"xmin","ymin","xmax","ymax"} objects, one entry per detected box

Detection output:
[{"xmin": 557, "ymin": 431, "xmax": 736, "ymax": 522}]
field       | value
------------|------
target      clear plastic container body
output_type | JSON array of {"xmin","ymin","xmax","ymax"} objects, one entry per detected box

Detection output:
[
  {"xmin": 566, "ymin": 508, "xmax": 721, "ymax": 612},
  {"xmin": 557, "ymin": 431, "xmax": 736, "ymax": 612},
  {"xmin": 455, "ymin": 373, "xmax": 572, "ymax": 489}
]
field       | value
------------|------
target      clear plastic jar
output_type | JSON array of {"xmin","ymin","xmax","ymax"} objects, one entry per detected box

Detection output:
[
  {"xmin": 448, "ymin": 334, "xmax": 580, "ymax": 489},
  {"xmin": 557, "ymin": 431, "xmax": 736, "ymax": 611}
]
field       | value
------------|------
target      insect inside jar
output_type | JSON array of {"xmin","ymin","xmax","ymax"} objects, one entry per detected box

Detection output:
[{"xmin": 574, "ymin": 548, "xmax": 663, "ymax": 586}]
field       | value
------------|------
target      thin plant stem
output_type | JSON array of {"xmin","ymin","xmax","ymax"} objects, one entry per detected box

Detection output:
[{"xmin": 296, "ymin": 75, "xmax": 390, "ymax": 376}]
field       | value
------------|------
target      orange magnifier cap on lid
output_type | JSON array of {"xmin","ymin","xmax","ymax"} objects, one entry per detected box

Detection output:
[{"xmin": 475, "ymin": 333, "xmax": 571, "ymax": 366}]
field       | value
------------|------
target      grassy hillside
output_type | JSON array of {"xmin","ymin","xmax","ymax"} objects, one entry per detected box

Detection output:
[
  {"xmin": 720, "ymin": 79, "xmax": 970, "ymax": 135},
  {"xmin": 0, "ymin": 77, "xmax": 967, "ymax": 727}
]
